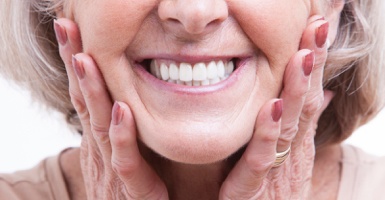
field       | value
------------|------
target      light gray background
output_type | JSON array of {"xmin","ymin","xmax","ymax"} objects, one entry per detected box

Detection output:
[{"xmin": 1, "ymin": 77, "xmax": 384, "ymax": 173}]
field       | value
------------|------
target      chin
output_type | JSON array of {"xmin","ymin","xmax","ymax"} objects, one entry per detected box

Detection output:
[{"xmin": 136, "ymin": 114, "xmax": 256, "ymax": 164}]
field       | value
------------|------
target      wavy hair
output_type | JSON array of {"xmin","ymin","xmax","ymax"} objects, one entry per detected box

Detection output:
[{"xmin": 0, "ymin": 0, "xmax": 384, "ymax": 148}]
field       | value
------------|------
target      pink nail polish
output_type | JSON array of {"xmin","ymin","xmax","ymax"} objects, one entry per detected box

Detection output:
[
  {"xmin": 316, "ymin": 22, "xmax": 329, "ymax": 48},
  {"xmin": 112, "ymin": 101, "xmax": 124, "ymax": 125},
  {"xmin": 72, "ymin": 55, "xmax": 85, "ymax": 79},
  {"xmin": 303, "ymin": 51, "xmax": 314, "ymax": 76},
  {"xmin": 53, "ymin": 20, "xmax": 67, "ymax": 46},
  {"xmin": 272, "ymin": 99, "xmax": 283, "ymax": 122}
]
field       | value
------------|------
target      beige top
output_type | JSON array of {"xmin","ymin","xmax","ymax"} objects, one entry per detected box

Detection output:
[
  {"xmin": 337, "ymin": 145, "xmax": 385, "ymax": 200},
  {"xmin": 0, "ymin": 155, "xmax": 70, "ymax": 200},
  {"xmin": 1, "ymin": 145, "xmax": 385, "ymax": 200}
]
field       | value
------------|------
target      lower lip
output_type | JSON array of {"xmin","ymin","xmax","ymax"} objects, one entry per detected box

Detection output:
[{"xmin": 133, "ymin": 58, "xmax": 252, "ymax": 95}]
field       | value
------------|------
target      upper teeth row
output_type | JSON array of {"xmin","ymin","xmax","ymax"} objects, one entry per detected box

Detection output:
[{"xmin": 150, "ymin": 60, "xmax": 235, "ymax": 84}]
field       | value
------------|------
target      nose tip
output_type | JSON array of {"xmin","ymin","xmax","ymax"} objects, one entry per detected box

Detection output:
[{"xmin": 159, "ymin": 0, "xmax": 228, "ymax": 35}]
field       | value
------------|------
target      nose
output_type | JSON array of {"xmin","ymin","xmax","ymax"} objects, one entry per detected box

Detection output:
[{"xmin": 158, "ymin": 0, "xmax": 228, "ymax": 35}]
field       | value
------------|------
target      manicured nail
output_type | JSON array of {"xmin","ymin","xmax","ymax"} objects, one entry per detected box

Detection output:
[
  {"xmin": 72, "ymin": 55, "xmax": 85, "ymax": 79},
  {"xmin": 53, "ymin": 19, "xmax": 67, "ymax": 46},
  {"xmin": 303, "ymin": 51, "xmax": 314, "ymax": 76},
  {"xmin": 272, "ymin": 99, "xmax": 283, "ymax": 122},
  {"xmin": 112, "ymin": 101, "xmax": 124, "ymax": 125},
  {"xmin": 316, "ymin": 22, "xmax": 329, "ymax": 48}
]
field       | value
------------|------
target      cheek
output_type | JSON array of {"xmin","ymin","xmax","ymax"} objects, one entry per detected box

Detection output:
[
  {"xmin": 230, "ymin": 0, "xmax": 309, "ymax": 74},
  {"xmin": 75, "ymin": 0, "xmax": 156, "ymax": 59}
]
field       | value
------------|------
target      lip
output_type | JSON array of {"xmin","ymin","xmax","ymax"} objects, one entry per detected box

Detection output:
[{"xmin": 133, "ymin": 56, "xmax": 252, "ymax": 95}]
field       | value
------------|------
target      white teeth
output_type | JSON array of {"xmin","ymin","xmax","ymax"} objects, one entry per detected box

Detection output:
[
  {"xmin": 160, "ymin": 63, "xmax": 169, "ymax": 80},
  {"xmin": 169, "ymin": 63, "xmax": 179, "ymax": 80},
  {"xmin": 149, "ymin": 60, "xmax": 235, "ymax": 86},
  {"xmin": 201, "ymin": 80, "xmax": 210, "ymax": 86},
  {"xmin": 209, "ymin": 77, "xmax": 220, "ymax": 85},
  {"xmin": 217, "ymin": 61, "xmax": 225, "ymax": 78},
  {"xmin": 193, "ymin": 63, "xmax": 207, "ymax": 81},
  {"xmin": 206, "ymin": 61, "xmax": 218, "ymax": 79},
  {"xmin": 179, "ymin": 63, "xmax": 193, "ymax": 81},
  {"xmin": 226, "ymin": 61, "xmax": 234, "ymax": 76}
]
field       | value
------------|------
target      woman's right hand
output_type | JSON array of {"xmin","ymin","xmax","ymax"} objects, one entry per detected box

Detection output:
[{"xmin": 54, "ymin": 19, "xmax": 169, "ymax": 199}]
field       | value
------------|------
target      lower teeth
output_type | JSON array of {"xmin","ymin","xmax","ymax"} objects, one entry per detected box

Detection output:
[{"xmin": 163, "ymin": 76, "xmax": 229, "ymax": 86}]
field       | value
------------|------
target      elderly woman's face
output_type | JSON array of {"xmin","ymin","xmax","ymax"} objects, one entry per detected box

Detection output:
[{"xmin": 72, "ymin": 0, "xmax": 321, "ymax": 164}]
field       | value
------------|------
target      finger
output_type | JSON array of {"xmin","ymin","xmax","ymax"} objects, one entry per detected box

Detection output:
[
  {"xmin": 54, "ymin": 19, "xmax": 107, "ymax": 192},
  {"xmin": 54, "ymin": 18, "xmax": 82, "ymax": 64},
  {"xmin": 293, "ymin": 19, "xmax": 329, "ymax": 145},
  {"xmin": 53, "ymin": 19, "xmax": 83, "ymax": 114},
  {"xmin": 277, "ymin": 49, "xmax": 313, "ymax": 152},
  {"xmin": 219, "ymin": 99, "xmax": 282, "ymax": 200},
  {"xmin": 110, "ymin": 102, "xmax": 169, "ymax": 200},
  {"xmin": 54, "ymin": 18, "xmax": 91, "ymax": 138},
  {"xmin": 73, "ymin": 53, "xmax": 114, "ymax": 162},
  {"xmin": 300, "ymin": 18, "xmax": 329, "ymax": 105}
]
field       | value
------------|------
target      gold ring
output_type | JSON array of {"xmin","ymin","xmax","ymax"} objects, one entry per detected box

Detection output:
[{"xmin": 273, "ymin": 146, "xmax": 291, "ymax": 167}]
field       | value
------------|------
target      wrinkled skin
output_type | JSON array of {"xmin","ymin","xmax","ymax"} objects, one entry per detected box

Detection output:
[{"xmin": 54, "ymin": 0, "xmax": 344, "ymax": 199}]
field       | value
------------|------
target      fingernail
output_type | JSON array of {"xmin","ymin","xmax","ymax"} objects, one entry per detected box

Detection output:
[
  {"xmin": 53, "ymin": 19, "xmax": 67, "ymax": 46},
  {"xmin": 72, "ymin": 55, "xmax": 85, "ymax": 79},
  {"xmin": 316, "ymin": 22, "xmax": 329, "ymax": 48},
  {"xmin": 272, "ymin": 99, "xmax": 283, "ymax": 122},
  {"xmin": 112, "ymin": 101, "xmax": 124, "ymax": 125},
  {"xmin": 303, "ymin": 51, "xmax": 315, "ymax": 76}
]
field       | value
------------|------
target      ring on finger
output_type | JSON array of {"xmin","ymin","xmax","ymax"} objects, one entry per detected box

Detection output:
[{"xmin": 273, "ymin": 146, "xmax": 291, "ymax": 167}]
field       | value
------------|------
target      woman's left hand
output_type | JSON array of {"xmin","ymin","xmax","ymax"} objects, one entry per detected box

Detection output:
[{"xmin": 219, "ymin": 16, "xmax": 334, "ymax": 199}]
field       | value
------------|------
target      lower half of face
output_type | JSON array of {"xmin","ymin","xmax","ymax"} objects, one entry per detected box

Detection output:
[{"xmin": 75, "ymin": 0, "xmax": 310, "ymax": 164}]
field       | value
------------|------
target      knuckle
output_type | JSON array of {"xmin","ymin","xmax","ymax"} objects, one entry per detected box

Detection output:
[
  {"xmin": 82, "ymin": 83, "xmax": 105, "ymax": 101},
  {"xmin": 314, "ymin": 54, "xmax": 327, "ymax": 69},
  {"xmin": 302, "ymin": 93, "xmax": 324, "ymax": 119},
  {"xmin": 111, "ymin": 157, "xmax": 140, "ymax": 177},
  {"xmin": 281, "ymin": 123, "xmax": 299, "ymax": 139},
  {"xmin": 281, "ymin": 88, "xmax": 307, "ymax": 100},
  {"xmin": 259, "ymin": 131, "xmax": 279, "ymax": 145},
  {"xmin": 244, "ymin": 153, "xmax": 275, "ymax": 176},
  {"xmin": 110, "ymin": 131, "xmax": 129, "ymax": 148},
  {"xmin": 69, "ymin": 91, "xmax": 88, "ymax": 117},
  {"xmin": 91, "ymin": 121, "xmax": 110, "ymax": 137}
]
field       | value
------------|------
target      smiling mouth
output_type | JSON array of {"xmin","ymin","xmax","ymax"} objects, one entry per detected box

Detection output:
[{"xmin": 140, "ymin": 59, "xmax": 237, "ymax": 86}]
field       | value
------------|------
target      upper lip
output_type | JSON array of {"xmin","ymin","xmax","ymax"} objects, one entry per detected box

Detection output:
[{"xmin": 129, "ymin": 42, "xmax": 255, "ymax": 63}]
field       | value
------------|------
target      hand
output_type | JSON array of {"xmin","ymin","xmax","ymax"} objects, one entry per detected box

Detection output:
[
  {"xmin": 54, "ymin": 19, "xmax": 169, "ymax": 199},
  {"xmin": 54, "ymin": 15, "xmax": 333, "ymax": 199},
  {"xmin": 219, "ymin": 16, "xmax": 334, "ymax": 199}
]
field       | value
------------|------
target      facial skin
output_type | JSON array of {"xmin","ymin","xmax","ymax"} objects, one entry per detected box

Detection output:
[{"xmin": 69, "ymin": 0, "xmax": 323, "ymax": 164}]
